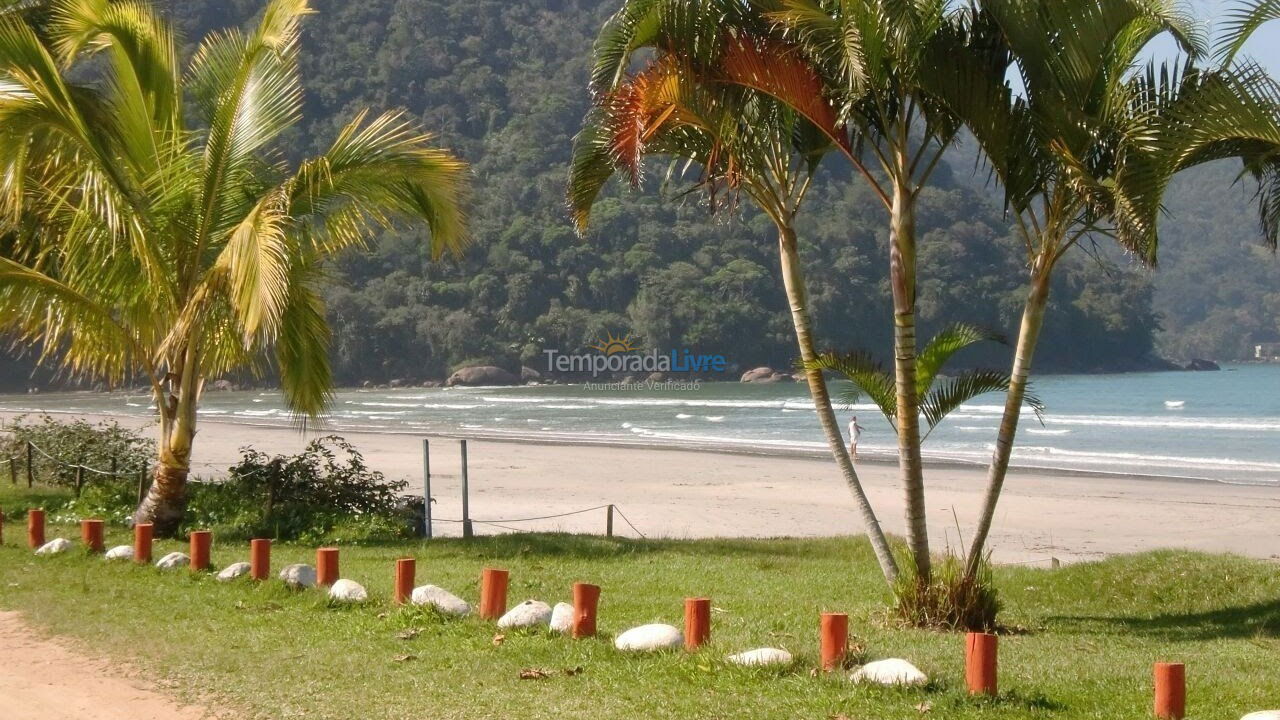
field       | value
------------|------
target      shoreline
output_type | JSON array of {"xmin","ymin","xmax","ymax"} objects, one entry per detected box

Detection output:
[
  {"xmin": 4, "ymin": 409, "xmax": 1280, "ymax": 566},
  {"xmin": 0, "ymin": 402, "xmax": 1259, "ymax": 489}
]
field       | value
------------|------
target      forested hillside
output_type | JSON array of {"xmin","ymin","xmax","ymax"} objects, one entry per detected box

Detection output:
[{"xmin": 3, "ymin": 0, "xmax": 1276, "ymax": 390}]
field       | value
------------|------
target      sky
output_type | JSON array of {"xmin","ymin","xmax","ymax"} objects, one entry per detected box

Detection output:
[{"xmin": 1146, "ymin": 0, "xmax": 1280, "ymax": 72}]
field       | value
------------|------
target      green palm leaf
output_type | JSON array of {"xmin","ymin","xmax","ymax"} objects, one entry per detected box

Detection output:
[
  {"xmin": 921, "ymin": 370, "xmax": 1045, "ymax": 436},
  {"xmin": 804, "ymin": 351, "xmax": 897, "ymax": 429}
]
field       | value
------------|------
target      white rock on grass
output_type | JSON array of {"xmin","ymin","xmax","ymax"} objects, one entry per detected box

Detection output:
[
  {"xmin": 217, "ymin": 562, "xmax": 250, "ymax": 582},
  {"xmin": 850, "ymin": 659, "xmax": 929, "ymax": 687},
  {"xmin": 614, "ymin": 624, "xmax": 683, "ymax": 652},
  {"xmin": 104, "ymin": 545, "xmax": 134, "ymax": 561},
  {"xmin": 279, "ymin": 564, "xmax": 317, "ymax": 590},
  {"xmin": 727, "ymin": 648, "xmax": 794, "ymax": 667},
  {"xmin": 549, "ymin": 602, "xmax": 574, "ymax": 634},
  {"xmin": 410, "ymin": 585, "xmax": 470, "ymax": 616},
  {"xmin": 328, "ymin": 579, "xmax": 368, "ymax": 603},
  {"xmin": 155, "ymin": 551, "xmax": 189, "ymax": 570},
  {"xmin": 1242, "ymin": 713, "xmax": 1280, "ymax": 720},
  {"xmin": 34, "ymin": 538, "xmax": 72, "ymax": 556},
  {"xmin": 497, "ymin": 600, "xmax": 553, "ymax": 629}
]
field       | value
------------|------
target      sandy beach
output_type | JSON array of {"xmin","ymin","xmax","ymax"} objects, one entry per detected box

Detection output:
[{"xmin": 4, "ymin": 409, "xmax": 1279, "ymax": 566}]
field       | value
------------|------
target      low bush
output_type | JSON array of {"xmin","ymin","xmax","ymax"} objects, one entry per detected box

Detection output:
[
  {"xmin": 891, "ymin": 553, "xmax": 1002, "ymax": 632},
  {"xmin": 1, "ymin": 414, "xmax": 154, "ymax": 490},
  {"xmin": 183, "ymin": 436, "xmax": 415, "ymax": 543}
]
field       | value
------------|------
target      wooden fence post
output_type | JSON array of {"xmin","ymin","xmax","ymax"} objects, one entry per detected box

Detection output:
[
  {"xmin": 26, "ymin": 442, "xmax": 33, "ymax": 487},
  {"xmin": 75, "ymin": 465, "xmax": 85, "ymax": 498},
  {"xmin": 606, "ymin": 504, "xmax": 614, "ymax": 537}
]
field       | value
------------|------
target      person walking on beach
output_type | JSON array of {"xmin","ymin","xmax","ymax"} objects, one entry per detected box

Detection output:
[{"xmin": 848, "ymin": 415, "xmax": 864, "ymax": 461}]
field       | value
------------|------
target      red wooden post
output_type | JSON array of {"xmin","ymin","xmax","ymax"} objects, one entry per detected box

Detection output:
[
  {"xmin": 965, "ymin": 632, "xmax": 999, "ymax": 696},
  {"xmin": 684, "ymin": 597, "xmax": 711, "ymax": 651},
  {"xmin": 393, "ymin": 557, "xmax": 415, "ymax": 605},
  {"xmin": 250, "ymin": 538, "xmax": 271, "ymax": 580},
  {"xmin": 1154, "ymin": 662, "xmax": 1186, "ymax": 720},
  {"xmin": 133, "ymin": 522, "xmax": 153, "ymax": 564},
  {"xmin": 80, "ymin": 519, "xmax": 105, "ymax": 553},
  {"xmin": 479, "ymin": 567, "xmax": 509, "ymax": 620},
  {"xmin": 572, "ymin": 582, "xmax": 601, "ymax": 638},
  {"xmin": 189, "ymin": 530, "xmax": 212, "ymax": 571},
  {"xmin": 27, "ymin": 508, "xmax": 45, "ymax": 549},
  {"xmin": 316, "ymin": 547, "xmax": 339, "ymax": 586},
  {"xmin": 820, "ymin": 612, "xmax": 849, "ymax": 671}
]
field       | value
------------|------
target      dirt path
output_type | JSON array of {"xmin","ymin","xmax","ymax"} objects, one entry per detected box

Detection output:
[{"xmin": 0, "ymin": 611, "xmax": 217, "ymax": 720}]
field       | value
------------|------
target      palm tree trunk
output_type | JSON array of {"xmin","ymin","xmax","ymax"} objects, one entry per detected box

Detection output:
[
  {"xmin": 889, "ymin": 178, "xmax": 930, "ymax": 582},
  {"xmin": 134, "ymin": 343, "xmax": 200, "ymax": 536},
  {"xmin": 965, "ymin": 266, "xmax": 1052, "ymax": 576},
  {"xmin": 778, "ymin": 221, "xmax": 899, "ymax": 583}
]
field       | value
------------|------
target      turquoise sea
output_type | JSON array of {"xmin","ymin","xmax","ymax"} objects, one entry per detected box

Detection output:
[{"xmin": 3, "ymin": 364, "xmax": 1278, "ymax": 485}]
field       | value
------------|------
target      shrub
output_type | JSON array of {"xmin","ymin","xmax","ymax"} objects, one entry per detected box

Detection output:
[
  {"xmin": 184, "ymin": 436, "xmax": 414, "ymax": 542},
  {"xmin": 1, "ymin": 414, "xmax": 153, "ymax": 494},
  {"xmin": 891, "ymin": 553, "xmax": 1001, "ymax": 632}
]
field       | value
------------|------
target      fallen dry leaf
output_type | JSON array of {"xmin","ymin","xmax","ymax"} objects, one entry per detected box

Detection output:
[
  {"xmin": 392, "ymin": 654, "xmax": 417, "ymax": 662},
  {"xmin": 519, "ymin": 668, "xmax": 550, "ymax": 680},
  {"xmin": 915, "ymin": 701, "xmax": 933, "ymax": 713},
  {"xmin": 491, "ymin": 633, "xmax": 506, "ymax": 646},
  {"xmin": 395, "ymin": 628, "xmax": 421, "ymax": 640},
  {"xmin": 562, "ymin": 666, "xmax": 584, "ymax": 677}
]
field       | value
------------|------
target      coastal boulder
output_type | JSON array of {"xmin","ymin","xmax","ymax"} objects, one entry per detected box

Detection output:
[
  {"xmin": 279, "ymin": 564, "xmax": 317, "ymax": 590},
  {"xmin": 549, "ymin": 602, "xmax": 574, "ymax": 634},
  {"xmin": 35, "ymin": 538, "xmax": 72, "ymax": 556},
  {"xmin": 155, "ymin": 552, "xmax": 189, "ymax": 570},
  {"xmin": 1185, "ymin": 358, "xmax": 1221, "ymax": 371},
  {"xmin": 740, "ymin": 367, "xmax": 793, "ymax": 383},
  {"xmin": 521, "ymin": 366, "xmax": 543, "ymax": 383},
  {"xmin": 217, "ymin": 562, "xmax": 251, "ymax": 581},
  {"xmin": 615, "ymin": 624, "xmax": 683, "ymax": 652},
  {"xmin": 410, "ymin": 585, "xmax": 471, "ymax": 616},
  {"xmin": 104, "ymin": 545, "xmax": 134, "ymax": 561},
  {"xmin": 851, "ymin": 659, "xmax": 928, "ymax": 687},
  {"xmin": 497, "ymin": 600, "xmax": 553, "ymax": 629},
  {"xmin": 328, "ymin": 579, "xmax": 368, "ymax": 603},
  {"xmin": 209, "ymin": 379, "xmax": 237, "ymax": 391},
  {"xmin": 447, "ymin": 365, "xmax": 520, "ymax": 387},
  {"xmin": 727, "ymin": 648, "xmax": 794, "ymax": 667}
]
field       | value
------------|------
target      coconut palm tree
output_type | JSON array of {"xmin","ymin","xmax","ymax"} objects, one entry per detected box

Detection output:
[
  {"xmin": 807, "ymin": 324, "xmax": 1044, "ymax": 438},
  {"xmin": 582, "ymin": 0, "xmax": 978, "ymax": 584},
  {"xmin": 570, "ymin": 9, "xmax": 900, "ymax": 581},
  {"xmin": 933, "ymin": 0, "xmax": 1280, "ymax": 576},
  {"xmin": 0, "ymin": 0, "xmax": 467, "ymax": 533}
]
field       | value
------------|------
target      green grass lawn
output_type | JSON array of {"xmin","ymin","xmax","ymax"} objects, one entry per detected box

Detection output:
[{"xmin": 1, "ymin": 500, "xmax": 1278, "ymax": 719}]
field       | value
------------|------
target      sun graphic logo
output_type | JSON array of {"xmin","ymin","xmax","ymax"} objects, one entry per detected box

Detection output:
[{"xmin": 589, "ymin": 332, "xmax": 641, "ymax": 356}]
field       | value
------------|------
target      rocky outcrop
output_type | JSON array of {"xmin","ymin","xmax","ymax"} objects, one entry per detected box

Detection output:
[
  {"xmin": 1185, "ymin": 358, "xmax": 1221, "ymax": 371},
  {"xmin": 209, "ymin": 379, "xmax": 237, "ymax": 392},
  {"xmin": 521, "ymin": 366, "xmax": 543, "ymax": 383},
  {"xmin": 446, "ymin": 365, "xmax": 520, "ymax": 387},
  {"xmin": 741, "ymin": 367, "xmax": 794, "ymax": 383}
]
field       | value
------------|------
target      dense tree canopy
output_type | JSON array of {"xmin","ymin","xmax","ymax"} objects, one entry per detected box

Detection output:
[{"xmin": 3, "ymin": 0, "xmax": 1274, "ymax": 391}]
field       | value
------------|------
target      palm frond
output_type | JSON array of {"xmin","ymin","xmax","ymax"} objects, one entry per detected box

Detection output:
[
  {"xmin": 915, "ymin": 323, "xmax": 1006, "ymax": 398},
  {"xmin": 1215, "ymin": 0, "xmax": 1280, "ymax": 67},
  {"xmin": 805, "ymin": 350, "xmax": 897, "ymax": 428},
  {"xmin": 922, "ymin": 369, "xmax": 1045, "ymax": 434}
]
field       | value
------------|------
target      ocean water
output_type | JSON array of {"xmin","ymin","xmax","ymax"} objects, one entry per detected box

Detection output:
[{"xmin": 2, "ymin": 364, "xmax": 1278, "ymax": 485}]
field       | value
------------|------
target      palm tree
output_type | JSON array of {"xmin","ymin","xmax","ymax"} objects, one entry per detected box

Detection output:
[
  {"xmin": 0, "ymin": 0, "xmax": 467, "ymax": 533},
  {"xmin": 807, "ymin": 324, "xmax": 1044, "ymax": 438},
  {"xmin": 935, "ymin": 0, "xmax": 1280, "ymax": 576},
  {"xmin": 570, "ymin": 8, "xmax": 900, "ymax": 582}
]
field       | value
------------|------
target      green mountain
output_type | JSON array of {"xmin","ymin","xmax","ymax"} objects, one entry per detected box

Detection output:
[{"xmin": 3, "ymin": 0, "xmax": 1276, "ymax": 391}]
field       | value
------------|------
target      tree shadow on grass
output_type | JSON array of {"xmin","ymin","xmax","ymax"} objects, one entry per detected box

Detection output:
[{"xmin": 1049, "ymin": 599, "xmax": 1280, "ymax": 641}]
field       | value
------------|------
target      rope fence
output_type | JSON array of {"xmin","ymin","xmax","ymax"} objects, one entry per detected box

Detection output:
[{"xmin": 5, "ymin": 434, "xmax": 647, "ymax": 540}]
